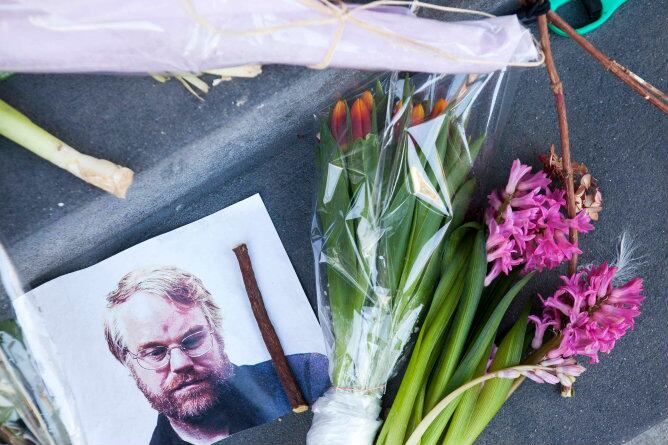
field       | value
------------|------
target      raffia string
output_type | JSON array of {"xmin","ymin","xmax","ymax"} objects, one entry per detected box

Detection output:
[
  {"xmin": 334, "ymin": 383, "xmax": 387, "ymax": 393},
  {"xmin": 180, "ymin": 0, "xmax": 545, "ymax": 70}
]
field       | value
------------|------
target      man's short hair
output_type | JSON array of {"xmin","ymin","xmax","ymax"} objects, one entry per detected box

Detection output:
[{"xmin": 103, "ymin": 266, "xmax": 222, "ymax": 364}]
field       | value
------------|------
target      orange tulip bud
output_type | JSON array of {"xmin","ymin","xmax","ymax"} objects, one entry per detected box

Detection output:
[
  {"xmin": 351, "ymin": 98, "xmax": 371, "ymax": 141},
  {"xmin": 393, "ymin": 100, "xmax": 403, "ymax": 117},
  {"xmin": 430, "ymin": 98, "xmax": 448, "ymax": 119},
  {"xmin": 330, "ymin": 100, "xmax": 348, "ymax": 147},
  {"xmin": 361, "ymin": 90, "xmax": 374, "ymax": 112},
  {"xmin": 411, "ymin": 103, "xmax": 425, "ymax": 126}
]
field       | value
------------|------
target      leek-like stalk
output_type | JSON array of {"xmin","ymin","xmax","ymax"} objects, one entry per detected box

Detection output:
[{"xmin": 0, "ymin": 99, "xmax": 133, "ymax": 198}]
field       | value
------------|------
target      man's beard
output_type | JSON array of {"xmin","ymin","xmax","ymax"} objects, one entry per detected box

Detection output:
[{"xmin": 132, "ymin": 349, "xmax": 233, "ymax": 423}]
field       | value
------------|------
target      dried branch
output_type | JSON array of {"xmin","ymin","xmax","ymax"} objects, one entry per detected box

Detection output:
[
  {"xmin": 537, "ymin": 14, "xmax": 579, "ymax": 274},
  {"xmin": 547, "ymin": 11, "xmax": 668, "ymax": 116}
]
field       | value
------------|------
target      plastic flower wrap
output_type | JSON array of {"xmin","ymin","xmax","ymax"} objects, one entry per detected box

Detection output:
[
  {"xmin": 308, "ymin": 71, "xmax": 517, "ymax": 444},
  {"xmin": 0, "ymin": 244, "xmax": 71, "ymax": 445},
  {"xmin": 0, "ymin": 1, "xmax": 538, "ymax": 74}
]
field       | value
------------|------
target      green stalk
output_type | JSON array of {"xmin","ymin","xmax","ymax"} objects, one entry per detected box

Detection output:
[
  {"xmin": 377, "ymin": 176, "xmax": 416, "ymax": 296},
  {"xmin": 423, "ymin": 229, "xmax": 487, "ymax": 412},
  {"xmin": 444, "ymin": 134, "xmax": 484, "ymax": 197},
  {"xmin": 468, "ymin": 270, "xmax": 520, "ymax": 345},
  {"xmin": 455, "ymin": 304, "xmax": 531, "ymax": 445},
  {"xmin": 405, "ymin": 364, "xmax": 551, "ymax": 445},
  {"xmin": 442, "ymin": 116, "xmax": 460, "ymax": 171},
  {"xmin": 0, "ymin": 99, "xmax": 133, "ymax": 198},
  {"xmin": 447, "ymin": 178, "xmax": 475, "ymax": 233},
  {"xmin": 376, "ymin": 230, "xmax": 474, "ymax": 445},
  {"xmin": 378, "ymin": 268, "xmax": 465, "ymax": 445},
  {"xmin": 441, "ymin": 341, "xmax": 495, "ymax": 445},
  {"xmin": 449, "ymin": 272, "xmax": 536, "ymax": 392},
  {"xmin": 407, "ymin": 385, "xmax": 426, "ymax": 436},
  {"xmin": 419, "ymin": 272, "xmax": 535, "ymax": 445},
  {"xmin": 377, "ymin": 124, "xmax": 415, "ymax": 297},
  {"xmin": 316, "ymin": 120, "xmax": 367, "ymax": 386},
  {"xmin": 348, "ymin": 134, "xmax": 381, "ymax": 283},
  {"xmin": 392, "ymin": 110, "xmax": 458, "ymax": 325}
]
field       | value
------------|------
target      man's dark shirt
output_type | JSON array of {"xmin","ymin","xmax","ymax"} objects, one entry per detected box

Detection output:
[{"xmin": 149, "ymin": 353, "xmax": 330, "ymax": 445}]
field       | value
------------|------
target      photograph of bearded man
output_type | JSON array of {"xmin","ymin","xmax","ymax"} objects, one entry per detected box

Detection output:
[{"xmin": 103, "ymin": 266, "xmax": 329, "ymax": 445}]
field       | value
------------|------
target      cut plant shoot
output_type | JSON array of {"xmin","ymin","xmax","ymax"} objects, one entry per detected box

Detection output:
[{"xmin": 0, "ymin": 99, "xmax": 133, "ymax": 198}]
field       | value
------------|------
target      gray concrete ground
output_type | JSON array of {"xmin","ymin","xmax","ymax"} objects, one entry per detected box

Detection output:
[
  {"xmin": 0, "ymin": 0, "xmax": 666, "ymax": 444},
  {"xmin": 626, "ymin": 420, "xmax": 668, "ymax": 445}
]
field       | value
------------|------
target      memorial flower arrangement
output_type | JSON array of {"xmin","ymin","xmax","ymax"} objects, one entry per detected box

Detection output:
[
  {"xmin": 309, "ymin": 60, "xmax": 649, "ymax": 445},
  {"xmin": 389, "ymin": 158, "xmax": 645, "ymax": 445},
  {"xmin": 0, "ymin": 2, "xmax": 661, "ymax": 444}
]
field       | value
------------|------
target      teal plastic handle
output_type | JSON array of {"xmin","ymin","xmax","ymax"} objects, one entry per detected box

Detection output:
[{"xmin": 549, "ymin": 0, "xmax": 628, "ymax": 36}]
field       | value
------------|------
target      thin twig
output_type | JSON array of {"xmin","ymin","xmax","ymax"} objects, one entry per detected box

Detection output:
[
  {"xmin": 547, "ymin": 11, "xmax": 668, "ymax": 116},
  {"xmin": 233, "ymin": 244, "xmax": 308, "ymax": 413},
  {"xmin": 537, "ymin": 14, "xmax": 579, "ymax": 275}
]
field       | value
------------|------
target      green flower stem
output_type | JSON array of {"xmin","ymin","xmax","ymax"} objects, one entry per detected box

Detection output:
[
  {"xmin": 405, "ymin": 365, "xmax": 553, "ymax": 445},
  {"xmin": 451, "ymin": 304, "xmax": 531, "ymax": 445},
  {"xmin": 423, "ymin": 230, "xmax": 487, "ymax": 412},
  {"xmin": 420, "ymin": 272, "xmax": 535, "ymax": 445},
  {"xmin": 442, "ymin": 341, "xmax": 495, "ymax": 445},
  {"xmin": 444, "ymin": 134, "xmax": 484, "ymax": 199},
  {"xmin": 376, "ymin": 234, "xmax": 472, "ymax": 445},
  {"xmin": 316, "ymin": 120, "xmax": 366, "ymax": 387},
  {"xmin": 407, "ymin": 385, "xmax": 426, "ymax": 436},
  {"xmin": 377, "ymin": 225, "xmax": 481, "ymax": 445}
]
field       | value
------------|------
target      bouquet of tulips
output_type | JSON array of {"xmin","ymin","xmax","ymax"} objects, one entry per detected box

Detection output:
[{"xmin": 307, "ymin": 72, "xmax": 511, "ymax": 444}]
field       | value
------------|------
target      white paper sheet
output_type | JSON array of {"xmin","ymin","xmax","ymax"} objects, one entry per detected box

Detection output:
[{"xmin": 14, "ymin": 194, "xmax": 327, "ymax": 445}]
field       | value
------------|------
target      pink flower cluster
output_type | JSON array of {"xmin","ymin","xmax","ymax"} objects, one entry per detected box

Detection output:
[
  {"xmin": 484, "ymin": 160, "xmax": 594, "ymax": 286},
  {"xmin": 530, "ymin": 263, "xmax": 644, "ymax": 363},
  {"xmin": 499, "ymin": 357, "xmax": 586, "ymax": 387}
]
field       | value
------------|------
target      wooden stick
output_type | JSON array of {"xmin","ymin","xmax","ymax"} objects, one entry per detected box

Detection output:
[
  {"xmin": 547, "ymin": 11, "xmax": 668, "ymax": 116},
  {"xmin": 537, "ymin": 14, "xmax": 579, "ymax": 275},
  {"xmin": 233, "ymin": 244, "xmax": 308, "ymax": 413}
]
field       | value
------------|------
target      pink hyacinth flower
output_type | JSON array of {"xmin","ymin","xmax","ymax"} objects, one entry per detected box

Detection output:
[
  {"xmin": 531, "ymin": 263, "xmax": 644, "ymax": 364},
  {"xmin": 484, "ymin": 159, "xmax": 594, "ymax": 286},
  {"xmin": 505, "ymin": 159, "xmax": 532, "ymax": 195}
]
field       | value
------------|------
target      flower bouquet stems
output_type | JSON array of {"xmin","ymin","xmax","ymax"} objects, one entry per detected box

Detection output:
[
  {"xmin": 308, "ymin": 73, "xmax": 492, "ymax": 444},
  {"xmin": 0, "ymin": 244, "xmax": 71, "ymax": 445},
  {"xmin": 381, "ymin": 151, "xmax": 645, "ymax": 445}
]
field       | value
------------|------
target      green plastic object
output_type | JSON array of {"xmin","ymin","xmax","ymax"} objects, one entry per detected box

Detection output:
[{"xmin": 549, "ymin": 0, "xmax": 628, "ymax": 36}]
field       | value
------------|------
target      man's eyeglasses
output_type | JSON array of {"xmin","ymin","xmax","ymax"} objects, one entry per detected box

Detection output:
[{"xmin": 126, "ymin": 329, "xmax": 214, "ymax": 371}]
